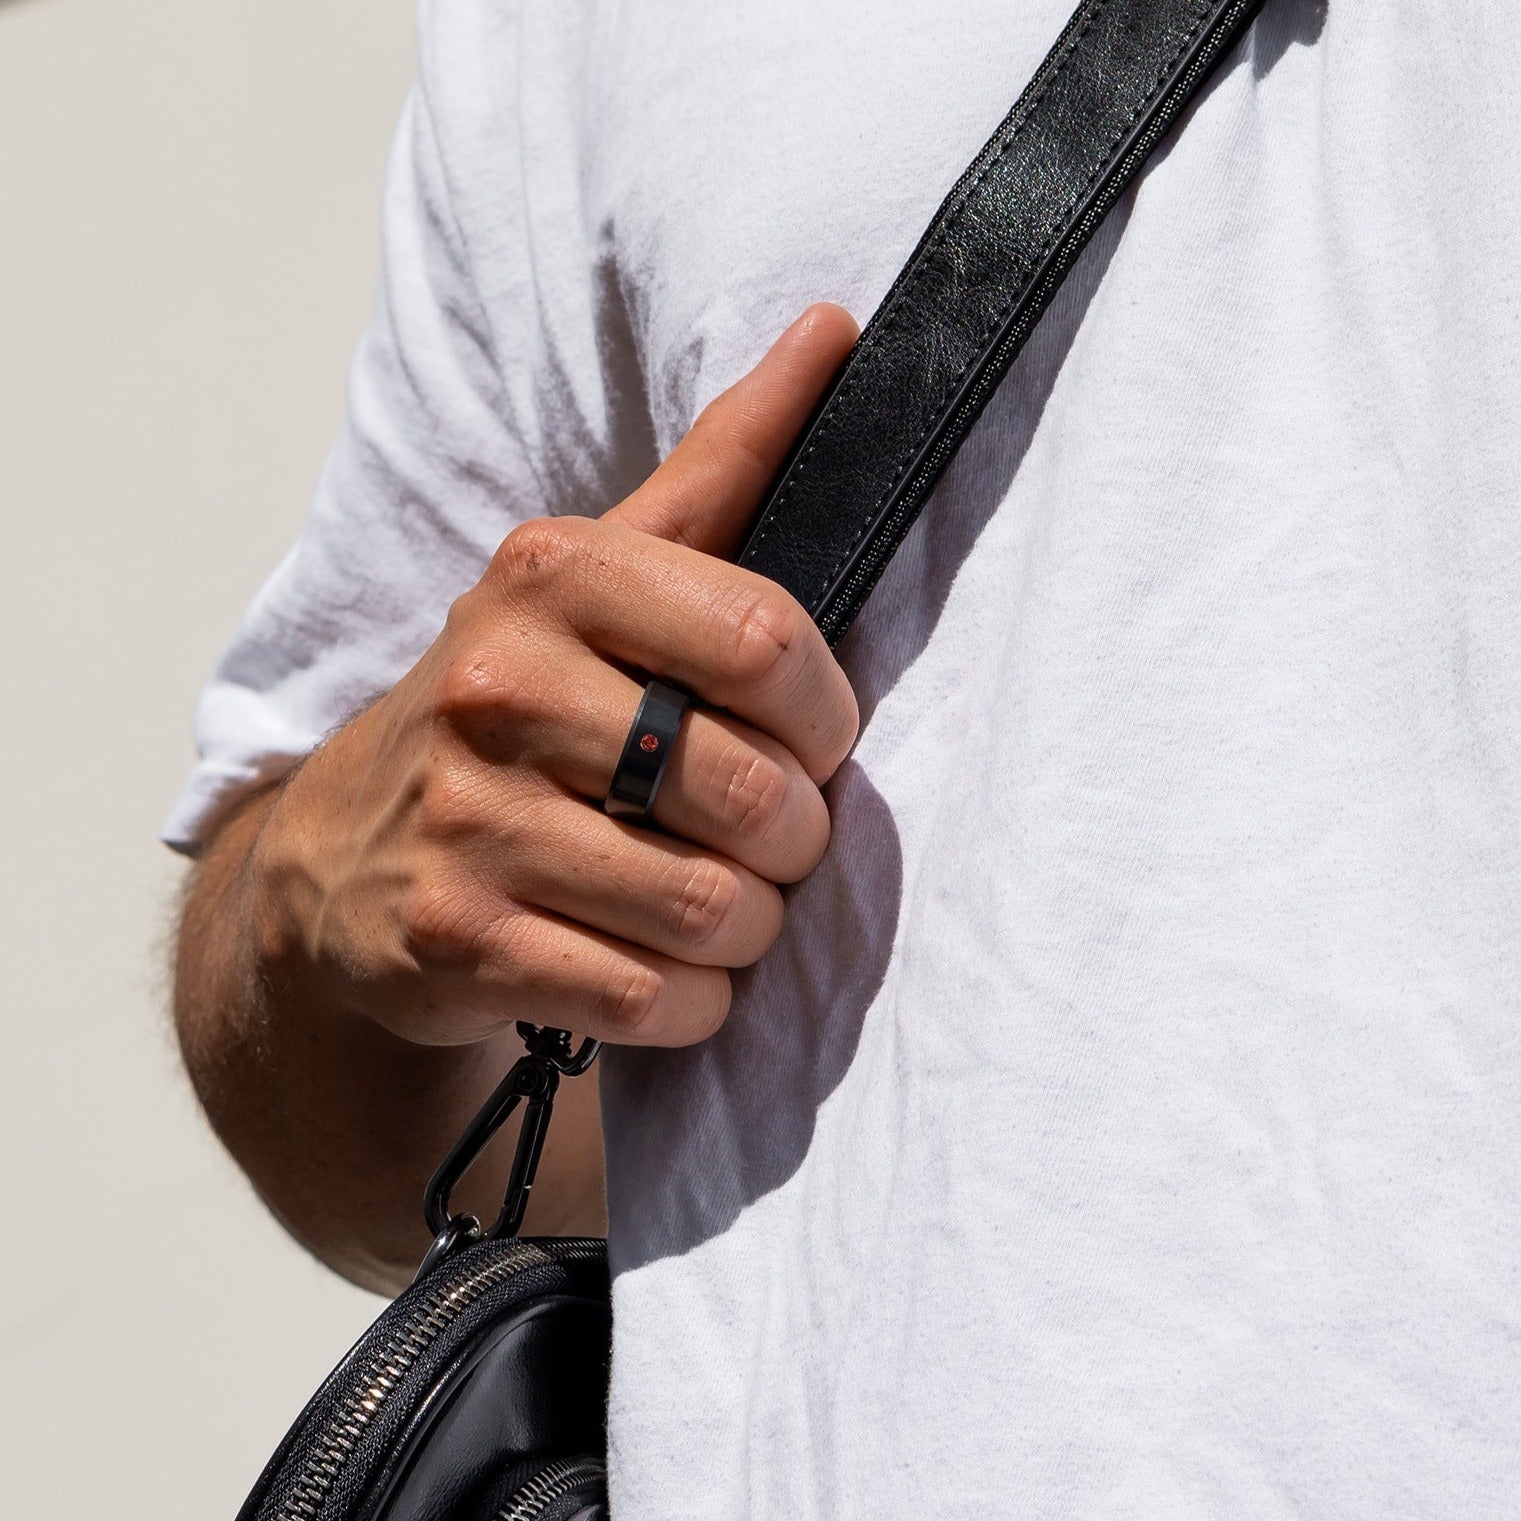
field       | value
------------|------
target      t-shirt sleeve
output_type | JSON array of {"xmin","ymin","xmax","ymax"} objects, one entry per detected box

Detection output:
[{"xmin": 160, "ymin": 1, "xmax": 652, "ymax": 855}]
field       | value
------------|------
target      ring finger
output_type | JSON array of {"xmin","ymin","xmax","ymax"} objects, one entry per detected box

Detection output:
[
  {"xmin": 476, "ymin": 783, "xmax": 785, "ymax": 968},
  {"xmin": 460, "ymin": 647, "xmax": 832, "ymax": 883}
]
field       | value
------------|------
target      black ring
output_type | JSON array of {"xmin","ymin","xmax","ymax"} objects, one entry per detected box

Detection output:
[{"xmin": 605, "ymin": 678, "xmax": 692, "ymax": 825}]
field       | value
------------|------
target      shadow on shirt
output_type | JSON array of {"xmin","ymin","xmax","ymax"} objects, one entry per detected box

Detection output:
[{"xmin": 599, "ymin": 0, "xmax": 1326, "ymax": 1274}]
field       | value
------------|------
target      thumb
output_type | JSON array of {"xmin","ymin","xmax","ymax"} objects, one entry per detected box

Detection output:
[{"xmin": 606, "ymin": 302, "xmax": 860, "ymax": 558}]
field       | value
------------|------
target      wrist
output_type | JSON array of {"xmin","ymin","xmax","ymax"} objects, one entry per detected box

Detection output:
[{"xmin": 242, "ymin": 780, "xmax": 343, "ymax": 1026}]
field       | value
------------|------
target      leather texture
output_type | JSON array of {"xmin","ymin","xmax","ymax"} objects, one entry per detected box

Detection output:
[
  {"xmin": 370, "ymin": 1297, "xmax": 610, "ymax": 1521},
  {"xmin": 236, "ymin": 1239, "xmax": 609, "ymax": 1521},
  {"xmin": 737, "ymin": 0, "xmax": 1267, "ymax": 645},
  {"xmin": 234, "ymin": 5, "xmax": 1266, "ymax": 1517}
]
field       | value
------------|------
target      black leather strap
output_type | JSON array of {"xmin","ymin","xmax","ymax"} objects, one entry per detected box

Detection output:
[{"xmin": 736, "ymin": 0, "xmax": 1266, "ymax": 645}]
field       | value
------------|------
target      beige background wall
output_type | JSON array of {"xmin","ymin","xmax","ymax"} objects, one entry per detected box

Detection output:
[{"xmin": 0, "ymin": 1, "xmax": 418, "ymax": 1510}]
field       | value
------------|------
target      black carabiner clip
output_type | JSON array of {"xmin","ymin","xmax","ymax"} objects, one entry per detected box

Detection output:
[{"xmin": 419, "ymin": 1025, "xmax": 600, "ymax": 1274}]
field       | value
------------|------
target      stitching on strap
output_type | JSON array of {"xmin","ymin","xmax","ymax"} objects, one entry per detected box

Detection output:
[
  {"xmin": 749, "ymin": 0, "xmax": 1216, "ymax": 616},
  {"xmin": 741, "ymin": 0, "xmax": 1115, "ymax": 577}
]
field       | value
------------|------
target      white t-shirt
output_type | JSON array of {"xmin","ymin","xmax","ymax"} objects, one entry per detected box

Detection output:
[{"xmin": 163, "ymin": 2, "xmax": 1521, "ymax": 1514}]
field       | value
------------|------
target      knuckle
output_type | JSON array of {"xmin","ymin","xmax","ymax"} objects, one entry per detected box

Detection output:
[
  {"xmin": 598, "ymin": 961, "xmax": 666, "ymax": 1038},
  {"xmin": 605, "ymin": 963, "xmax": 733, "ymax": 1045},
  {"xmin": 412, "ymin": 751, "xmax": 482, "ymax": 839},
  {"xmin": 724, "ymin": 749, "xmax": 790, "ymax": 845},
  {"xmin": 403, "ymin": 873, "xmax": 491, "ymax": 966},
  {"xmin": 434, "ymin": 646, "xmax": 497, "ymax": 718},
  {"xmin": 684, "ymin": 396, "xmax": 730, "ymax": 466},
  {"xmin": 489, "ymin": 515, "xmax": 587, "ymax": 595},
  {"xmin": 678, "ymin": 411, "xmax": 723, "ymax": 479},
  {"xmin": 722, "ymin": 592, "xmax": 804, "ymax": 690},
  {"xmin": 439, "ymin": 587, "xmax": 480, "ymax": 645},
  {"xmin": 693, "ymin": 388, "xmax": 769, "ymax": 477},
  {"xmin": 435, "ymin": 650, "xmax": 552, "ymax": 734},
  {"xmin": 668, "ymin": 857, "xmax": 742, "ymax": 950},
  {"xmin": 482, "ymin": 906, "xmax": 552, "ymax": 972}
]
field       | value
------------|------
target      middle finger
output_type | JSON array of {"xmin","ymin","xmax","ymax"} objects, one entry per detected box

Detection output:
[{"xmin": 463, "ymin": 647, "xmax": 832, "ymax": 883}]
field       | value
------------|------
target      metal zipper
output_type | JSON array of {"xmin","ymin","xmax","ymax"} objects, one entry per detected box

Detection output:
[
  {"xmin": 496, "ymin": 1457, "xmax": 605, "ymax": 1521},
  {"xmin": 275, "ymin": 1240, "xmax": 600, "ymax": 1521}
]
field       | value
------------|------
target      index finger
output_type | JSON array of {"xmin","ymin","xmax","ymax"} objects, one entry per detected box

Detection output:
[{"xmin": 509, "ymin": 517, "xmax": 859, "ymax": 784}]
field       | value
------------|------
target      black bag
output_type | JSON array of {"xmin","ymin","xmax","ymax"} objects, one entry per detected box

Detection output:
[{"xmin": 235, "ymin": 3, "xmax": 1266, "ymax": 1515}]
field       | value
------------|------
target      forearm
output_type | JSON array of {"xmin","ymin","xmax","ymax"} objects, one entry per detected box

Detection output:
[
  {"xmin": 168, "ymin": 308, "xmax": 859, "ymax": 1295},
  {"xmin": 171, "ymin": 785, "xmax": 607, "ymax": 1298}
]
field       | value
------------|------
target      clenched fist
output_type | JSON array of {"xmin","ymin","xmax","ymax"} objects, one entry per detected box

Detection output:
[{"xmin": 248, "ymin": 304, "xmax": 862, "ymax": 1058}]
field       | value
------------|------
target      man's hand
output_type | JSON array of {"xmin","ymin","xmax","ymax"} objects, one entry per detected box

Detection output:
[{"xmin": 172, "ymin": 304, "xmax": 862, "ymax": 1292}]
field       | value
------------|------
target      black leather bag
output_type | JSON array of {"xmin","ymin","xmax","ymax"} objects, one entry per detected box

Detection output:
[{"xmin": 235, "ymin": 3, "xmax": 1266, "ymax": 1515}]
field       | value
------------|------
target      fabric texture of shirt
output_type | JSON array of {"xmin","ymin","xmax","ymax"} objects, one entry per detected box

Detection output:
[{"xmin": 163, "ymin": 2, "xmax": 1521, "ymax": 1515}]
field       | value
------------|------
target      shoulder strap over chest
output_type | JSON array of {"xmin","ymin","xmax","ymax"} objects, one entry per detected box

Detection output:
[
  {"xmin": 736, "ymin": 0, "xmax": 1266, "ymax": 644},
  {"xmin": 422, "ymin": 0, "xmax": 1271, "ymax": 1268}
]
